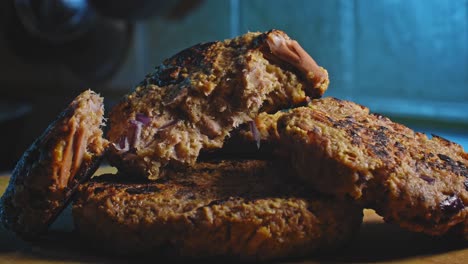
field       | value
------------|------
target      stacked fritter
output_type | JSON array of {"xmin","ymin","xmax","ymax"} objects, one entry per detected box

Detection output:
[
  {"xmin": 106, "ymin": 29, "xmax": 329, "ymax": 179},
  {"xmin": 74, "ymin": 160, "xmax": 362, "ymax": 260},
  {"xmin": 78, "ymin": 29, "xmax": 361, "ymax": 260},
  {"xmin": 1, "ymin": 29, "xmax": 467, "ymax": 261},
  {"xmin": 242, "ymin": 97, "xmax": 468, "ymax": 238}
]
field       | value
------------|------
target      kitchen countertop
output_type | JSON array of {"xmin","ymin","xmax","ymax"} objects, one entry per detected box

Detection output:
[{"xmin": 0, "ymin": 167, "xmax": 467, "ymax": 264}]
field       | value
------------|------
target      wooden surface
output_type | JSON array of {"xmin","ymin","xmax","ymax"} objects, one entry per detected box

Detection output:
[{"xmin": 0, "ymin": 167, "xmax": 468, "ymax": 263}]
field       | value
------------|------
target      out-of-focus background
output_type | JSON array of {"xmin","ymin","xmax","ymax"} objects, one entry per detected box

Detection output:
[{"xmin": 0, "ymin": 0, "xmax": 467, "ymax": 171}]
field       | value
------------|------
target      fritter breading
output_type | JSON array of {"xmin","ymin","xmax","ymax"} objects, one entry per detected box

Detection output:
[
  {"xmin": 276, "ymin": 97, "xmax": 468, "ymax": 238},
  {"xmin": 107, "ymin": 30, "xmax": 329, "ymax": 179},
  {"xmin": 0, "ymin": 90, "xmax": 108, "ymax": 239}
]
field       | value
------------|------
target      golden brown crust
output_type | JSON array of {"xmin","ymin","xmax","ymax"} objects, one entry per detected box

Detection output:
[
  {"xmin": 106, "ymin": 30, "xmax": 329, "ymax": 179},
  {"xmin": 276, "ymin": 97, "xmax": 468, "ymax": 238},
  {"xmin": 0, "ymin": 90, "xmax": 107, "ymax": 239},
  {"xmin": 73, "ymin": 160, "xmax": 362, "ymax": 261}
]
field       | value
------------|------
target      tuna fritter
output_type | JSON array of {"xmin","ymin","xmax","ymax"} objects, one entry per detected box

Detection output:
[
  {"xmin": 107, "ymin": 29, "xmax": 329, "ymax": 179},
  {"xmin": 274, "ymin": 97, "xmax": 468, "ymax": 238},
  {"xmin": 0, "ymin": 90, "xmax": 108, "ymax": 239},
  {"xmin": 73, "ymin": 160, "xmax": 363, "ymax": 261}
]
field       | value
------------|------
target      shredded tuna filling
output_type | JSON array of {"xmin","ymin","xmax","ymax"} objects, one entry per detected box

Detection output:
[
  {"xmin": 107, "ymin": 30, "xmax": 329, "ymax": 179},
  {"xmin": 56, "ymin": 95, "xmax": 107, "ymax": 189}
]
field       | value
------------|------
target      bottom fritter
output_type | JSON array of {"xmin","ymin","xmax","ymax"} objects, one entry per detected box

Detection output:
[{"xmin": 72, "ymin": 160, "xmax": 363, "ymax": 261}]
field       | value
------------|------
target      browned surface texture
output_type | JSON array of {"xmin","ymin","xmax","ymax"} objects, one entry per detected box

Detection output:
[
  {"xmin": 0, "ymin": 168, "xmax": 468, "ymax": 263},
  {"xmin": 73, "ymin": 160, "xmax": 362, "ymax": 261},
  {"xmin": 106, "ymin": 30, "xmax": 329, "ymax": 180},
  {"xmin": 0, "ymin": 90, "xmax": 108, "ymax": 240},
  {"xmin": 276, "ymin": 97, "xmax": 468, "ymax": 238}
]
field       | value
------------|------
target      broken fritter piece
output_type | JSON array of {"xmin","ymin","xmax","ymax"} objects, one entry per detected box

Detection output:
[
  {"xmin": 0, "ymin": 90, "xmax": 108, "ymax": 239},
  {"xmin": 106, "ymin": 29, "xmax": 329, "ymax": 179}
]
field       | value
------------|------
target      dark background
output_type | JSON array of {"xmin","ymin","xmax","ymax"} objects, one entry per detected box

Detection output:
[{"xmin": 0, "ymin": 0, "xmax": 467, "ymax": 171}]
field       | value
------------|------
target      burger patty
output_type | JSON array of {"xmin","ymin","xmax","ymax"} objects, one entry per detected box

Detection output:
[
  {"xmin": 72, "ymin": 160, "xmax": 363, "ymax": 261},
  {"xmin": 0, "ymin": 90, "xmax": 108, "ymax": 239},
  {"xmin": 106, "ymin": 29, "xmax": 329, "ymax": 180},
  {"xmin": 272, "ymin": 97, "xmax": 468, "ymax": 238}
]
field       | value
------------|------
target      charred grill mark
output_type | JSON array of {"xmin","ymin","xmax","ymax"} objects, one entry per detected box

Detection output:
[
  {"xmin": 457, "ymin": 161, "xmax": 468, "ymax": 173},
  {"xmin": 436, "ymin": 154, "xmax": 468, "ymax": 177},
  {"xmin": 167, "ymin": 42, "xmax": 217, "ymax": 69},
  {"xmin": 332, "ymin": 118, "xmax": 354, "ymax": 129},
  {"xmin": 349, "ymin": 130, "xmax": 361, "ymax": 145},
  {"xmin": 440, "ymin": 195, "xmax": 465, "ymax": 215},
  {"xmin": 394, "ymin": 141, "xmax": 405, "ymax": 152},
  {"xmin": 125, "ymin": 185, "xmax": 160, "ymax": 195},
  {"xmin": 374, "ymin": 126, "xmax": 389, "ymax": 144},
  {"xmin": 370, "ymin": 145, "xmax": 389, "ymax": 158},
  {"xmin": 438, "ymin": 154, "xmax": 452, "ymax": 163},
  {"xmin": 143, "ymin": 42, "xmax": 217, "ymax": 87},
  {"xmin": 432, "ymin": 134, "xmax": 452, "ymax": 145},
  {"xmin": 146, "ymin": 65, "xmax": 182, "ymax": 87},
  {"xmin": 369, "ymin": 126, "xmax": 390, "ymax": 158},
  {"xmin": 330, "ymin": 117, "xmax": 364, "ymax": 145}
]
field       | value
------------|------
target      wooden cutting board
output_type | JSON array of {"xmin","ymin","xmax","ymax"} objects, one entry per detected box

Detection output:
[{"xmin": 0, "ymin": 167, "xmax": 467, "ymax": 264}]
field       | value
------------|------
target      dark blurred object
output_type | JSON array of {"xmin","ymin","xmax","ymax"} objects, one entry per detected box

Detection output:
[
  {"xmin": 14, "ymin": 0, "xmax": 96, "ymax": 44},
  {"xmin": 61, "ymin": 19, "xmax": 132, "ymax": 84},
  {"xmin": 166, "ymin": 0, "xmax": 203, "ymax": 20},
  {"xmin": 4, "ymin": 0, "xmax": 132, "ymax": 84},
  {"xmin": 89, "ymin": 0, "xmax": 203, "ymax": 21},
  {"xmin": 3, "ymin": 0, "xmax": 202, "ymax": 85},
  {"xmin": 89, "ymin": 0, "xmax": 176, "ymax": 21},
  {"xmin": 0, "ymin": 0, "xmax": 204, "ymax": 171}
]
